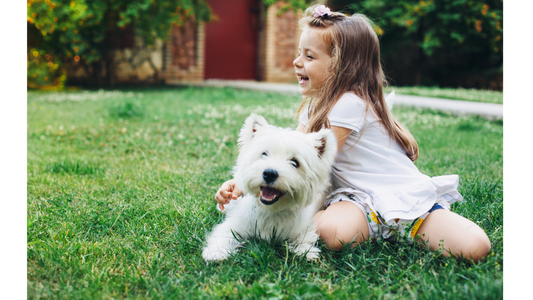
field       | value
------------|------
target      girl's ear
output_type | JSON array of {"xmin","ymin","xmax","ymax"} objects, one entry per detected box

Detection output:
[
  {"xmin": 238, "ymin": 113, "xmax": 270, "ymax": 147},
  {"xmin": 309, "ymin": 129, "xmax": 337, "ymax": 161}
]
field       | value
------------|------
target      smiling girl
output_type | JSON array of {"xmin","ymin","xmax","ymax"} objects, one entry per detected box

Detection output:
[{"xmin": 215, "ymin": 5, "xmax": 491, "ymax": 262}]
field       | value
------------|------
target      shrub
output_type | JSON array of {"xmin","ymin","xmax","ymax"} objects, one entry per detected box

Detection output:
[
  {"xmin": 331, "ymin": 0, "xmax": 503, "ymax": 89},
  {"xmin": 27, "ymin": 48, "xmax": 66, "ymax": 89}
]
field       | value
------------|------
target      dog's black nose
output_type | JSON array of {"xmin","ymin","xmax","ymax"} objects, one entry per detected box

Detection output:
[{"xmin": 262, "ymin": 169, "xmax": 278, "ymax": 183}]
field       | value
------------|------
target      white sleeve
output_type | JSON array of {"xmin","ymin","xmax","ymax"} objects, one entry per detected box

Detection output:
[
  {"xmin": 328, "ymin": 93, "xmax": 366, "ymax": 132},
  {"xmin": 298, "ymin": 108, "xmax": 309, "ymax": 128}
]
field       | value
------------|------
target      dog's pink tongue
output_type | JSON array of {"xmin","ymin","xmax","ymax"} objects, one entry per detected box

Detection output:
[{"xmin": 261, "ymin": 187, "xmax": 281, "ymax": 200}]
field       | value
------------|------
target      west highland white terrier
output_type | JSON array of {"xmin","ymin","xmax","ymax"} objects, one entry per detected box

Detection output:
[{"xmin": 202, "ymin": 113, "xmax": 337, "ymax": 261}]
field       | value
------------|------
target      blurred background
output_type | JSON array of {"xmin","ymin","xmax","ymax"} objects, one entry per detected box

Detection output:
[{"xmin": 27, "ymin": 0, "xmax": 503, "ymax": 90}]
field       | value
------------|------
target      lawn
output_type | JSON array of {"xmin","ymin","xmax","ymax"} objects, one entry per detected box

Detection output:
[{"xmin": 27, "ymin": 87, "xmax": 503, "ymax": 299}]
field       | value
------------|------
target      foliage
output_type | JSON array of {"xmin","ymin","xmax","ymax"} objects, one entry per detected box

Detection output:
[
  {"xmin": 349, "ymin": 0, "xmax": 502, "ymax": 56},
  {"xmin": 332, "ymin": 0, "xmax": 503, "ymax": 88},
  {"xmin": 27, "ymin": 87, "xmax": 502, "ymax": 299},
  {"xmin": 27, "ymin": 0, "xmax": 211, "ymax": 87},
  {"xmin": 263, "ymin": 0, "xmax": 311, "ymax": 13},
  {"xmin": 27, "ymin": 48, "xmax": 67, "ymax": 89}
]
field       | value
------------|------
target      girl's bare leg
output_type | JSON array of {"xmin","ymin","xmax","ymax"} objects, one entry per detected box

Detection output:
[
  {"xmin": 416, "ymin": 209, "xmax": 491, "ymax": 262},
  {"xmin": 314, "ymin": 201, "xmax": 369, "ymax": 251}
]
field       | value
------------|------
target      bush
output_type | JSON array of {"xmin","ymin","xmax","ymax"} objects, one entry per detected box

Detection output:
[
  {"xmin": 331, "ymin": 0, "xmax": 503, "ymax": 89},
  {"xmin": 27, "ymin": 48, "xmax": 66, "ymax": 89},
  {"xmin": 27, "ymin": 0, "xmax": 212, "ymax": 88}
]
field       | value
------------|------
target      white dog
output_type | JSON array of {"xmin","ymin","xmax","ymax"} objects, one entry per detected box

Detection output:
[{"xmin": 202, "ymin": 113, "xmax": 337, "ymax": 261}]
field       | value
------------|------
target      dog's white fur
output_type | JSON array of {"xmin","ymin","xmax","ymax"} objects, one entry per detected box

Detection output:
[{"xmin": 202, "ymin": 113, "xmax": 336, "ymax": 261}]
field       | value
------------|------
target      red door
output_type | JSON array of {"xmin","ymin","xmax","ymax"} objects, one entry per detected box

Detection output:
[{"xmin": 205, "ymin": 0, "xmax": 259, "ymax": 80}]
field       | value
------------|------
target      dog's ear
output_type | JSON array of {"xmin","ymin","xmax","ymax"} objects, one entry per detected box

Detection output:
[
  {"xmin": 309, "ymin": 129, "xmax": 337, "ymax": 160},
  {"xmin": 238, "ymin": 113, "xmax": 270, "ymax": 147}
]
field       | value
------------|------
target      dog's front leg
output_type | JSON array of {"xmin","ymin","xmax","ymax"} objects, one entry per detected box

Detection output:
[
  {"xmin": 290, "ymin": 242, "xmax": 320, "ymax": 261},
  {"xmin": 202, "ymin": 220, "xmax": 245, "ymax": 262},
  {"xmin": 289, "ymin": 230, "xmax": 320, "ymax": 261}
]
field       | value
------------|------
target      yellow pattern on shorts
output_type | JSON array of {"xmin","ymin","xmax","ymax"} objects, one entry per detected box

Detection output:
[
  {"xmin": 410, "ymin": 218, "xmax": 424, "ymax": 238},
  {"xmin": 369, "ymin": 211, "xmax": 381, "ymax": 224}
]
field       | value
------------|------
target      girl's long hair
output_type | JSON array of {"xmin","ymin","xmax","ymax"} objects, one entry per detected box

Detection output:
[{"xmin": 296, "ymin": 5, "xmax": 419, "ymax": 161}]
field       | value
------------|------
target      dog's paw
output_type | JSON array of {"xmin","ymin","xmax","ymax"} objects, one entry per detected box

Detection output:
[
  {"xmin": 291, "ymin": 243, "xmax": 320, "ymax": 261},
  {"xmin": 305, "ymin": 247, "xmax": 320, "ymax": 261},
  {"xmin": 201, "ymin": 246, "xmax": 231, "ymax": 262}
]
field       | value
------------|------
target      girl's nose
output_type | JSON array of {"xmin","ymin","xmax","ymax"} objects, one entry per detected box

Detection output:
[{"xmin": 293, "ymin": 56, "xmax": 302, "ymax": 68}]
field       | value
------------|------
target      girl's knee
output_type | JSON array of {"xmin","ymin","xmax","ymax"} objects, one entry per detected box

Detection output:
[
  {"xmin": 418, "ymin": 210, "xmax": 491, "ymax": 262},
  {"xmin": 314, "ymin": 202, "xmax": 369, "ymax": 251},
  {"xmin": 462, "ymin": 229, "xmax": 491, "ymax": 262},
  {"xmin": 316, "ymin": 221, "xmax": 347, "ymax": 251},
  {"xmin": 443, "ymin": 224, "xmax": 491, "ymax": 262},
  {"xmin": 316, "ymin": 218, "xmax": 367, "ymax": 251}
]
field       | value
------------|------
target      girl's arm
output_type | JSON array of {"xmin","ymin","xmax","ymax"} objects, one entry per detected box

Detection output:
[{"xmin": 296, "ymin": 124, "xmax": 351, "ymax": 154}]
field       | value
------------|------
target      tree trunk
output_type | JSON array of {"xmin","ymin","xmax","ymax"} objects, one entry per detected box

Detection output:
[
  {"xmin": 414, "ymin": 17, "xmax": 426, "ymax": 86},
  {"xmin": 91, "ymin": 61, "xmax": 104, "ymax": 87},
  {"xmin": 101, "ymin": 9, "xmax": 118, "ymax": 88},
  {"xmin": 106, "ymin": 52, "xmax": 116, "ymax": 88}
]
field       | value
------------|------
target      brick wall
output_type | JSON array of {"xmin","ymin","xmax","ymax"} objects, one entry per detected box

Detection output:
[
  {"xmin": 162, "ymin": 18, "xmax": 205, "ymax": 84},
  {"xmin": 258, "ymin": 2, "xmax": 302, "ymax": 83}
]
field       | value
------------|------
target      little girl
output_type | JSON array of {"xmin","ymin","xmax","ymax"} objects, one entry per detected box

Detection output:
[{"xmin": 215, "ymin": 5, "xmax": 491, "ymax": 262}]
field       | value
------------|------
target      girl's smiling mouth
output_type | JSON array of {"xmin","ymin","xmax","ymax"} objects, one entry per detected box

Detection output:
[{"xmin": 296, "ymin": 73, "xmax": 309, "ymax": 85}]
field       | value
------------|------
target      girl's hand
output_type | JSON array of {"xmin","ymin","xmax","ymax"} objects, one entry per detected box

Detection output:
[{"xmin": 215, "ymin": 179, "xmax": 242, "ymax": 211}]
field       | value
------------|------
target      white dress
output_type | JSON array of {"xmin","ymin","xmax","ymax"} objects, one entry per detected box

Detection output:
[{"xmin": 299, "ymin": 92, "xmax": 463, "ymax": 223}]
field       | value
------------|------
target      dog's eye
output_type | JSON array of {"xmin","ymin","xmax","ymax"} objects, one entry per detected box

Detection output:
[
  {"xmin": 290, "ymin": 158, "xmax": 299, "ymax": 168},
  {"xmin": 262, "ymin": 152, "xmax": 268, "ymax": 157}
]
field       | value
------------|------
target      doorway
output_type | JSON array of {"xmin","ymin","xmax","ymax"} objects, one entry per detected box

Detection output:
[{"xmin": 204, "ymin": 0, "xmax": 260, "ymax": 80}]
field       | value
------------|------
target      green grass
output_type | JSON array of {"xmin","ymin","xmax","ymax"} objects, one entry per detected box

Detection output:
[
  {"xmin": 383, "ymin": 86, "xmax": 503, "ymax": 104},
  {"xmin": 27, "ymin": 87, "xmax": 503, "ymax": 299},
  {"xmin": 45, "ymin": 159, "xmax": 103, "ymax": 175}
]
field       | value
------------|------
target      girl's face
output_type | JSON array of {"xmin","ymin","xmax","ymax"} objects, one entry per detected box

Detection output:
[{"xmin": 293, "ymin": 26, "xmax": 331, "ymax": 96}]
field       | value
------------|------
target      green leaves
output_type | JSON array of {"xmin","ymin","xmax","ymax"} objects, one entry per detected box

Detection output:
[
  {"xmin": 350, "ymin": 0, "xmax": 502, "ymax": 57},
  {"xmin": 27, "ymin": 48, "xmax": 66, "ymax": 89},
  {"xmin": 346, "ymin": 0, "xmax": 502, "ymax": 87},
  {"xmin": 263, "ymin": 0, "xmax": 312, "ymax": 14},
  {"xmin": 28, "ymin": 0, "xmax": 212, "ymax": 88}
]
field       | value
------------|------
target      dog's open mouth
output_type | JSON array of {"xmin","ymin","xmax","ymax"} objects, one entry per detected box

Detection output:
[{"xmin": 260, "ymin": 186, "xmax": 284, "ymax": 205}]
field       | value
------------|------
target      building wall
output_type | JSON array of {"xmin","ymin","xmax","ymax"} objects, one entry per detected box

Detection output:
[
  {"xmin": 65, "ymin": 3, "xmax": 307, "ymax": 85},
  {"xmin": 258, "ymin": 2, "xmax": 302, "ymax": 83},
  {"xmin": 162, "ymin": 19, "xmax": 205, "ymax": 84}
]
